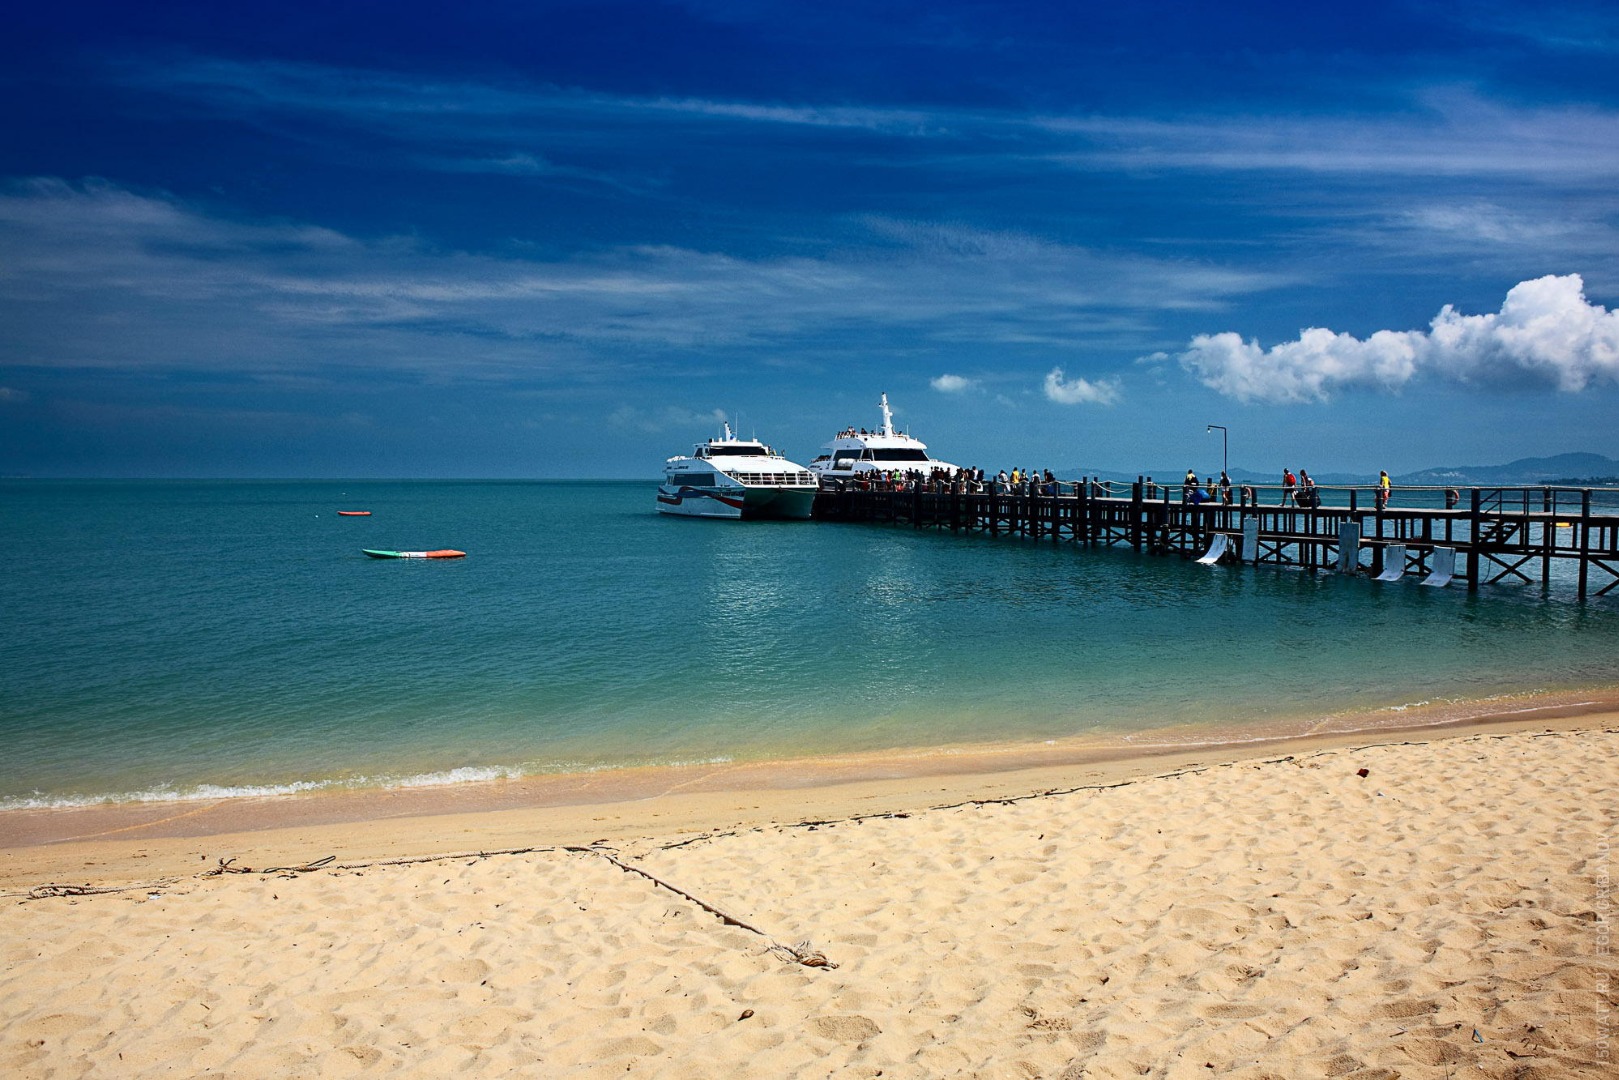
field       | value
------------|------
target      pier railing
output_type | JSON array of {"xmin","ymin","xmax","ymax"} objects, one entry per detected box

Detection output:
[{"xmin": 811, "ymin": 480, "xmax": 1619, "ymax": 600}]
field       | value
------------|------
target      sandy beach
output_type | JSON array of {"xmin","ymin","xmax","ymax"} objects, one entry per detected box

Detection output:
[{"xmin": 3, "ymin": 716, "xmax": 1616, "ymax": 1078}]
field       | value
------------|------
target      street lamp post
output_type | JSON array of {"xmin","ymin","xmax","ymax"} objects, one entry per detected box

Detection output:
[{"xmin": 1206, "ymin": 424, "xmax": 1228, "ymax": 475}]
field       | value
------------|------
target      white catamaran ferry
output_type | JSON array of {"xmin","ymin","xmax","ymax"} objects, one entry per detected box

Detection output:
[
  {"xmin": 807, "ymin": 394, "xmax": 959, "ymax": 487},
  {"xmin": 657, "ymin": 424, "xmax": 818, "ymax": 519}
]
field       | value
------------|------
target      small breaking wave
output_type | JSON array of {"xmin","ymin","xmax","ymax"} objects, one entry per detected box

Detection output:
[
  {"xmin": 0, "ymin": 755, "xmax": 740, "ymax": 812},
  {"xmin": 0, "ymin": 764, "xmax": 532, "ymax": 811}
]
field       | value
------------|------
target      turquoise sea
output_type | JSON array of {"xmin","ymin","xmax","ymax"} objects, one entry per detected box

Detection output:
[{"xmin": 2, "ymin": 479, "xmax": 1617, "ymax": 810}]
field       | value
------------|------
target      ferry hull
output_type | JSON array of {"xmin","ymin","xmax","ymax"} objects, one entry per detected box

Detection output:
[
  {"xmin": 656, "ymin": 485, "xmax": 814, "ymax": 520},
  {"xmin": 740, "ymin": 487, "xmax": 815, "ymax": 520},
  {"xmin": 657, "ymin": 485, "xmax": 745, "ymax": 518}
]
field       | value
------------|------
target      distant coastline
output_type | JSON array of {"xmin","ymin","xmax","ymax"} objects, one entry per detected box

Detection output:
[{"xmin": 1060, "ymin": 450, "xmax": 1619, "ymax": 489}]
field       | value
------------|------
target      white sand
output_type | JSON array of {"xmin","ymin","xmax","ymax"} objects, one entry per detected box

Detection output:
[{"xmin": 3, "ymin": 723, "xmax": 1616, "ymax": 1078}]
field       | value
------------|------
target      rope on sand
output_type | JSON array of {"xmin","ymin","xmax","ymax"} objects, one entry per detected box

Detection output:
[
  {"xmin": 566, "ymin": 845, "xmax": 837, "ymax": 969},
  {"xmin": 201, "ymin": 855, "xmax": 336, "ymax": 877},
  {"xmin": 22, "ymin": 881, "xmax": 173, "ymax": 900},
  {"xmin": 22, "ymin": 845, "xmax": 836, "ymax": 968},
  {"xmin": 261, "ymin": 855, "xmax": 337, "ymax": 875}
]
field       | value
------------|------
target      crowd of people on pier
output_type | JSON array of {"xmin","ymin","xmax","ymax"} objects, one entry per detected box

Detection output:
[
  {"xmin": 1267, "ymin": 467, "xmax": 1394, "ymax": 510},
  {"xmin": 828, "ymin": 465, "xmax": 1405, "ymax": 511},
  {"xmin": 1180, "ymin": 469, "xmax": 1236, "ymax": 506},
  {"xmin": 830, "ymin": 466, "xmax": 1065, "ymax": 495}
]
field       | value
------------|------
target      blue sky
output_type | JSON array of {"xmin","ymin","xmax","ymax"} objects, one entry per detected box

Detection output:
[{"xmin": 3, "ymin": 1, "xmax": 1617, "ymax": 478}]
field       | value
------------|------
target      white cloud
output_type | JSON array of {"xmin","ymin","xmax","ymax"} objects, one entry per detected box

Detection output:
[
  {"xmin": 930, "ymin": 373, "xmax": 975, "ymax": 393},
  {"xmin": 1043, "ymin": 367, "xmax": 1120, "ymax": 405},
  {"xmin": 1180, "ymin": 274, "xmax": 1619, "ymax": 403}
]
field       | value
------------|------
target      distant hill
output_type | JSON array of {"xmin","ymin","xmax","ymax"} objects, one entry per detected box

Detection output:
[
  {"xmin": 1394, "ymin": 453, "xmax": 1619, "ymax": 487},
  {"xmin": 1056, "ymin": 453, "xmax": 1619, "ymax": 488}
]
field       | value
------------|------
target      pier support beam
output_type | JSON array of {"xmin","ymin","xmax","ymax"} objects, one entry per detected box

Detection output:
[
  {"xmin": 1336, "ymin": 522, "xmax": 1361, "ymax": 574},
  {"xmin": 1579, "ymin": 490, "xmax": 1592, "ymax": 600},
  {"xmin": 1466, "ymin": 489, "xmax": 1481, "ymax": 591},
  {"xmin": 1242, "ymin": 517, "xmax": 1260, "ymax": 565}
]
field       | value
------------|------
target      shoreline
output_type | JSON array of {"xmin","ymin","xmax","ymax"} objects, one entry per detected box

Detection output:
[
  {"xmin": 5, "ymin": 722, "xmax": 1616, "ymax": 1076},
  {"xmin": 6, "ymin": 681, "xmax": 1615, "ymax": 818},
  {"xmin": 4, "ymin": 687, "xmax": 1616, "ymax": 893}
]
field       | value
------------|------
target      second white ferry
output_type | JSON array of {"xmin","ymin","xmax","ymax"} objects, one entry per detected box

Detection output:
[
  {"xmin": 807, "ymin": 394, "xmax": 959, "ymax": 486},
  {"xmin": 657, "ymin": 424, "xmax": 818, "ymax": 519}
]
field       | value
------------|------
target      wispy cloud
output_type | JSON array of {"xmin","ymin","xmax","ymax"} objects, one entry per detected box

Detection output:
[
  {"xmin": 1457, "ymin": 1, "xmax": 1619, "ymax": 54},
  {"xmin": 1400, "ymin": 201, "xmax": 1598, "ymax": 247},
  {"xmin": 418, "ymin": 151, "xmax": 653, "ymax": 193},
  {"xmin": 0, "ymin": 181, "xmax": 1276, "ymax": 378},
  {"xmin": 1034, "ymin": 90, "xmax": 1619, "ymax": 179},
  {"xmin": 115, "ymin": 56, "xmax": 939, "ymax": 136},
  {"xmin": 1180, "ymin": 274, "xmax": 1619, "ymax": 403},
  {"xmin": 112, "ymin": 56, "xmax": 1619, "ymax": 183},
  {"xmin": 609, "ymin": 404, "xmax": 727, "ymax": 433}
]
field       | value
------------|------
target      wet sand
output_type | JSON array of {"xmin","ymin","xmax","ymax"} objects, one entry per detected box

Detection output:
[{"xmin": 3, "ymin": 708, "xmax": 1617, "ymax": 1077}]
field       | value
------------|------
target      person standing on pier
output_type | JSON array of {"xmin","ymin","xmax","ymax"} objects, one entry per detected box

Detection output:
[
  {"xmin": 1219, "ymin": 471, "xmax": 1232, "ymax": 505},
  {"xmin": 1281, "ymin": 468, "xmax": 1297, "ymax": 506},
  {"xmin": 1298, "ymin": 469, "xmax": 1319, "ymax": 509},
  {"xmin": 1377, "ymin": 470, "xmax": 1392, "ymax": 510}
]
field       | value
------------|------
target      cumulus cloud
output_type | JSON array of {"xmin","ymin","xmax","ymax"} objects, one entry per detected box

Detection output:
[
  {"xmin": 1180, "ymin": 274, "xmax": 1619, "ymax": 403},
  {"xmin": 1043, "ymin": 367, "xmax": 1120, "ymax": 405},
  {"xmin": 930, "ymin": 374, "xmax": 975, "ymax": 393}
]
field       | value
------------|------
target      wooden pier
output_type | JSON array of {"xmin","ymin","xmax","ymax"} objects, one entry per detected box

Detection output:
[{"xmin": 812, "ymin": 480, "xmax": 1619, "ymax": 600}]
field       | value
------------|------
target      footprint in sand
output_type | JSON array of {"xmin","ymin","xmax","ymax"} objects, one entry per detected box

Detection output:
[{"xmin": 811, "ymin": 1014, "xmax": 881, "ymax": 1042}]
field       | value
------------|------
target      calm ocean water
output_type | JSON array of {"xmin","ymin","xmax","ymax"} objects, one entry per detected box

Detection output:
[{"xmin": 3, "ymin": 479, "xmax": 1617, "ymax": 809}]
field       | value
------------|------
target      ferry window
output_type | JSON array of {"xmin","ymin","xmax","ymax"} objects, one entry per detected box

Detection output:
[
  {"xmin": 871, "ymin": 448, "xmax": 930, "ymax": 462},
  {"xmin": 672, "ymin": 471, "xmax": 718, "ymax": 486},
  {"xmin": 832, "ymin": 452, "xmax": 861, "ymax": 469},
  {"xmin": 707, "ymin": 445, "xmax": 767, "ymax": 456}
]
